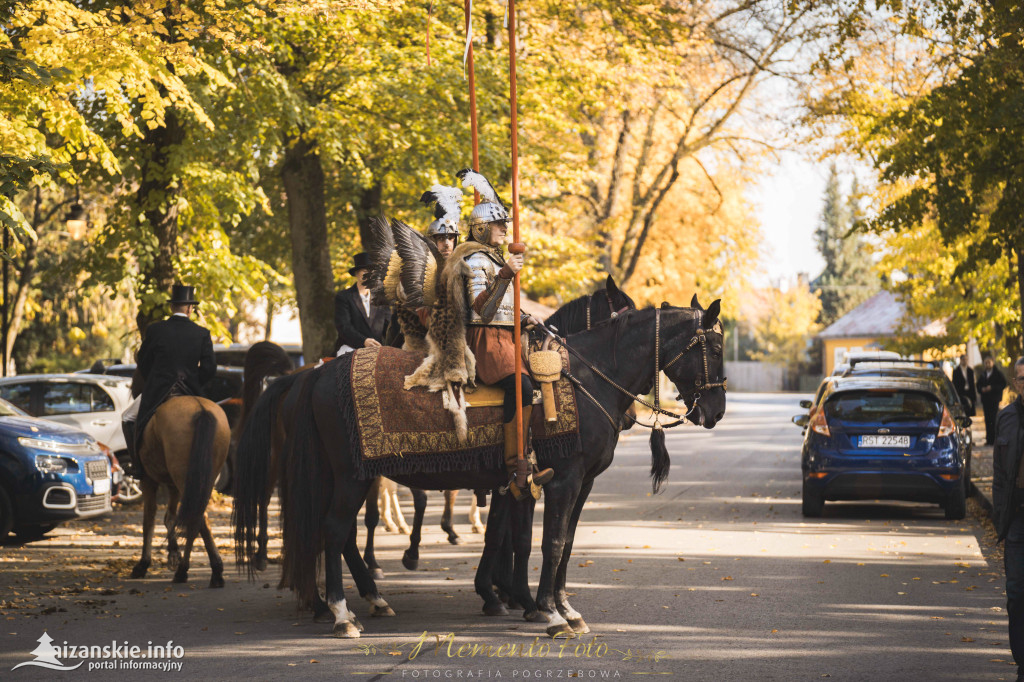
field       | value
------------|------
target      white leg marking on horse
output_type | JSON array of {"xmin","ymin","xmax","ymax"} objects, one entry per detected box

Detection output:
[
  {"xmin": 365, "ymin": 595, "xmax": 389, "ymax": 609},
  {"xmin": 546, "ymin": 611, "xmax": 569, "ymax": 627},
  {"xmin": 561, "ymin": 605, "xmax": 581, "ymax": 620},
  {"xmin": 329, "ymin": 599, "xmax": 354, "ymax": 624}
]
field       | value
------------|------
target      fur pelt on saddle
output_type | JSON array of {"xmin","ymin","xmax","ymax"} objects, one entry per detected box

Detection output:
[{"xmin": 403, "ymin": 240, "xmax": 496, "ymax": 443}]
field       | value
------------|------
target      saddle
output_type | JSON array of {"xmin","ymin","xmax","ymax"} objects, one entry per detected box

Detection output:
[{"xmin": 337, "ymin": 346, "xmax": 579, "ymax": 480}]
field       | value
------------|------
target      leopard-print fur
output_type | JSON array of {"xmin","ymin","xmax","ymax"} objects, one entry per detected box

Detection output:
[
  {"xmin": 403, "ymin": 242, "xmax": 490, "ymax": 443},
  {"xmin": 395, "ymin": 306, "xmax": 429, "ymax": 355}
]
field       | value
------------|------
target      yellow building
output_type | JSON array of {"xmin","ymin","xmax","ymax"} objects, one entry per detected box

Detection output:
[{"xmin": 818, "ymin": 291, "xmax": 908, "ymax": 375}]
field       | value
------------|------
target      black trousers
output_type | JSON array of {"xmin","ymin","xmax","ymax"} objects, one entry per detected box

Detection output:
[
  {"xmin": 1005, "ymin": 512, "xmax": 1024, "ymax": 673},
  {"xmin": 494, "ymin": 374, "xmax": 534, "ymax": 423},
  {"xmin": 984, "ymin": 401, "xmax": 1001, "ymax": 445}
]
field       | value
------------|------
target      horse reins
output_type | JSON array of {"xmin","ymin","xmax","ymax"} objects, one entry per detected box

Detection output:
[{"xmin": 550, "ymin": 308, "xmax": 727, "ymax": 431}]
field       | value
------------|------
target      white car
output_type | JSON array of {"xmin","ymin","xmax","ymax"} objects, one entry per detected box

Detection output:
[{"xmin": 0, "ymin": 374, "xmax": 134, "ymax": 454}]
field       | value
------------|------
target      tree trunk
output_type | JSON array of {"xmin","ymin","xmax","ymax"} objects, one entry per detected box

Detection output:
[
  {"xmin": 356, "ymin": 181, "xmax": 382, "ymax": 250},
  {"xmin": 281, "ymin": 136, "xmax": 336, "ymax": 362},
  {"xmin": 135, "ymin": 108, "xmax": 185, "ymax": 338},
  {"xmin": 1016, "ymin": 246, "xmax": 1024, "ymax": 358},
  {"xmin": 265, "ymin": 297, "xmax": 274, "ymax": 341}
]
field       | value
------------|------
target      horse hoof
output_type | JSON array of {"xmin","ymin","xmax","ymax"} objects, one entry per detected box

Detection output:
[
  {"xmin": 567, "ymin": 617, "xmax": 589, "ymax": 634},
  {"xmin": 447, "ymin": 535, "xmax": 463, "ymax": 545},
  {"xmin": 313, "ymin": 609, "xmax": 334, "ymax": 623},
  {"xmin": 483, "ymin": 603, "xmax": 508, "ymax": 617},
  {"xmin": 172, "ymin": 568, "xmax": 188, "ymax": 584},
  {"xmin": 546, "ymin": 622, "xmax": 576, "ymax": 639},
  {"xmin": 370, "ymin": 604, "xmax": 396, "ymax": 617},
  {"xmin": 371, "ymin": 568, "xmax": 385, "ymax": 581},
  {"xmin": 209, "ymin": 574, "xmax": 225, "ymax": 589},
  {"xmin": 333, "ymin": 621, "xmax": 361, "ymax": 638},
  {"xmin": 130, "ymin": 562, "xmax": 149, "ymax": 579},
  {"xmin": 253, "ymin": 557, "xmax": 268, "ymax": 572},
  {"xmin": 401, "ymin": 553, "xmax": 418, "ymax": 571},
  {"xmin": 351, "ymin": 616, "xmax": 365, "ymax": 632},
  {"xmin": 523, "ymin": 610, "xmax": 549, "ymax": 623},
  {"xmin": 472, "ymin": 525, "xmax": 485, "ymax": 534}
]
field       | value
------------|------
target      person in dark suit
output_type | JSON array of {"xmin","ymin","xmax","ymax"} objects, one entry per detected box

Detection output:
[
  {"xmin": 122, "ymin": 284, "xmax": 217, "ymax": 471},
  {"xmin": 978, "ymin": 354, "xmax": 1008, "ymax": 445},
  {"xmin": 334, "ymin": 252, "xmax": 391, "ymax": 354},
  {"xmin": 952, "ymin": 354, "xmax": 977, "ymax": 415}
]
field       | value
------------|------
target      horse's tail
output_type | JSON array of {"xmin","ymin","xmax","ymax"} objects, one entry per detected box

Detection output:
[
  {"xmin": 278, "ymin": 365, "xmax": 328, "ymax": 608},
  {"xmin": 176, "ymin": 405, "xmax": 220, "ymax": 540},
  {"xmin": 232, "ymin": 371, "xmax": 303, "ymax": 575},
  {"xmin": 650, "ymin": 425, "xmax": 670, "ymax": 494}
]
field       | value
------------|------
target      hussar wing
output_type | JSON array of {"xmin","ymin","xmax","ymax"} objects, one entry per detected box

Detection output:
[{"xmin": 391, "ymin": 218, "xmax": 443, "ymax": 309}]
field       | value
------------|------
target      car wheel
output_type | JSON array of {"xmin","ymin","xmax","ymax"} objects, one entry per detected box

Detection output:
[
  {"xmin": 802, "ymin": 480, "xmax": 824, "ymax": 517},
  {"xmin": 0, "ymin": 486, "xmax": 13, "ymax": 538},
  {"xmin": 944, "ymin": 477, "xmax": 968, "ymax": 520},
  {"xmin": 117, "ymin": 474, "xmax": 143, "ymax": 504},
  {"xmin": 13, "ymin": 523, "xmax": 57, "ymax": 541}
]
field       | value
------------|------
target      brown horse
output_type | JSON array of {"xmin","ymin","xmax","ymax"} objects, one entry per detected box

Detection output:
[{"xmin": 130, "ymin": 396, "xmax": 231, "ymax": 587}]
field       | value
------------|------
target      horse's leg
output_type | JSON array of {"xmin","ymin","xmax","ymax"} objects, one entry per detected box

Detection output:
[
  {"xmin": 391, "ymin": 485, "xmax": 412, "ymax": 535},
  {"xmin": 172, "ymin": 524, "xmax": 196, "ymax": 584},
  {"xmin": 510, "ymin": 495, "xmax": 543, "ymax": 620},
  {"xmin": 198, "ymin": 513, "xmax": 225, "ymax": 588},
  {"xmin": 469, "ymin": 492, "xmax": 485, "ymax": 534},
  {"xmin": 492, "ymin": 515, "xmax": 516, "ymax": 607},
  {"xmin": 475, "ymin": 490, "xmax": 510, "ymax": 616},
  {"xmin": 402, "ymin": 487, "xmax": 427, "ymax": 570},
  {"xmin": 164, "ymin": 488, "xmax": 181, "ymax": 570},
  {"xmin": 536, "ymin": 476, "xmax": 581, "ymax": 638},
  {"xmin": 441, "ymin": 489, "xmax": 461, "ymax": 545},
  {"xmin": 130, "ymin": 478, "xmax": 159, "ymax": 579},
  {"xmin": 554, "ymin": 478, "xmax": 594, "ymax": 633},
  {"xmin": 342, "ymin": 517, "xmax": 395, "ymax": 619},
  {"xmin": 378, "ymin": 478, "xmax": 398, "ymax": 533},
  {"xmin": 362, "ymin": 478, "xmax": 384, "ymax": 580},
  {"xmin": 324, "ymin": 488, "xmax": 371, "ymax": 638}
]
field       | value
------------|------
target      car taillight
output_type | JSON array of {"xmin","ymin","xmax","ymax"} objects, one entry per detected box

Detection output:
[
  {"xmin": 937, "ymin": 405, "xmax": 955, "ymax": 437},
  {"xmin": 809, "ymin": 409, "xmax": 830, "ymax": 436}
]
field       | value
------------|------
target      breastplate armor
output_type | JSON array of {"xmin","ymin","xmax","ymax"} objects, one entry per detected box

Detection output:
[{"xmin": 465, "ymin": 249, "xmax": 515, "ymax": 326}]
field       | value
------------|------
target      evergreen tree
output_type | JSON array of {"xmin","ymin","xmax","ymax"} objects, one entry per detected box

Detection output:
[{"xmin": 812, "ymin": 165, "xmax": 878, "ymax": 326}]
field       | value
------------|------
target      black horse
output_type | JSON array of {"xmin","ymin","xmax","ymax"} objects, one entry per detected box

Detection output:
[
  {"xmin": 400, "ymin": 275, "xmax": 636, "ymax": 584},
  {"xmin": 235, "ymin": 299, "xmax": 726, "ymax": 638}
]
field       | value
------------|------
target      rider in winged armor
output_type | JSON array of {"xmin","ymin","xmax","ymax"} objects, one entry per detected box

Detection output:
[{"xmin": 363, "ymin": 171, "xmax": 552, "ymax": 498}]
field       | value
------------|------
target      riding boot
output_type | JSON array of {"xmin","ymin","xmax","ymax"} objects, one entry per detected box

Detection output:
[
  {"xmin": 504, "ymin": 406, "xmax": 553, "ymax": 500},
  {"xmin": 121, "ymin": 419, "xmax": 138, "ymax": 476}
]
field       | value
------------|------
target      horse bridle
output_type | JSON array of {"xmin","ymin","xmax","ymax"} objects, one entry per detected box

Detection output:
[
  {"xmin": 552, "ymin": 308, "xmax": 727, "ymax": 431},
  {"xmin": 585, "ymin": 291, "xmax": 629, "ymax": 330}
]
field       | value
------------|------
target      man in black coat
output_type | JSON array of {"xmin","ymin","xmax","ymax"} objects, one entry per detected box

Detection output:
[
  {"xmin": 122, "ymin": 284, "xmax": 216, "ymax": 471},
  {"xmin": 978, "ymin": 354, "xmax": 1009, "ymax": 445},
  {"xmin": 991, "ymin": 357, "xmax": 1024, "ymax": 682},
  {"xmin": 952, "ymin": 354, "xmax": 976, "ymax": 415},
  {"xmin": 334, "ymin": 252, "xmax": 391, "ymax": 354}
]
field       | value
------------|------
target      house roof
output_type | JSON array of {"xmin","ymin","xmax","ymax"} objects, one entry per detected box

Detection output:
[{"xmin": 818, "ymin": 290, "xmax": 905, "ymax": 339}]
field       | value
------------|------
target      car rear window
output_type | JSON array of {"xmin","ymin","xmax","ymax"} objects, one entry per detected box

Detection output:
[{"xmin": 825, "ymin": 390, "xmax": 941, "ymax": 423}]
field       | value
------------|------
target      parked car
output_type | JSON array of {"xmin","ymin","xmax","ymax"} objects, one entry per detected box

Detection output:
[
  {"xmin": 0, "ymin": 397, "xmax": 112, "ymax": 540},
  {"xmin": 213, "ymin": 343, "xmax": 304, "ymax": 370},
  {"xmin": 831, "ymin": 350, "xmax": 904, "ymax": 376},
  {"xmin": 792, "ymin": 374, "xmax": 970, "ymax": 520}
]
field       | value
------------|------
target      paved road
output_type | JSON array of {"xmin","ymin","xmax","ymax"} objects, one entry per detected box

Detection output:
[{"xmin": 0, "ymin": 393, "xmax": 1011, "ymax": 680}]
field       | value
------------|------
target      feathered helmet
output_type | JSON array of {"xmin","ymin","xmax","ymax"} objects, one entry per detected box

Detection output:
[
  {"xmin": 456, "ymin": 168, "xmax": 510, "ymax": 243},
  {"xmin": 419, "ymin": 184, "xmax": 463, "ymax": 240}
]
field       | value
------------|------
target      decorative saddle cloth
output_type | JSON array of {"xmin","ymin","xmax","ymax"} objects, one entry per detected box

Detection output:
[{"xmin": 338, "ymin": 346, "xmax": 579, "ymax": 479}]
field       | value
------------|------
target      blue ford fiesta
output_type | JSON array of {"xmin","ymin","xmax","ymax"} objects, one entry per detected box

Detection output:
[
  {"xmin": 795, "ymin": 376, "xmax": 969, "ymax": 520},
  {"xmin": 0, "ymin": 397, "xmax": 112, "ymax": 541}
]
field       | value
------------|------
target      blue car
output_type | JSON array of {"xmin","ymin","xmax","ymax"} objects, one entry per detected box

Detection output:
[
  {"xmin": 794, "ymin": 376, "xmax": 969, "ymax": 519},
  {"xmin": 0, "ymin": 397, "xmax": 112, "ymax": 541}
]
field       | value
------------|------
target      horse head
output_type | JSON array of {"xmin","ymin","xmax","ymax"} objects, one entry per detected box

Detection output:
[{"xmin": 661, "ymin": 297, "xmax": 726, "ymax": 429}]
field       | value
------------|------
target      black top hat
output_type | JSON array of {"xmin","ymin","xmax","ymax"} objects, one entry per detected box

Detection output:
[
  {"xmin": 349, "ymin": 252, "xmax": 372, "ymax": 275},
  {"xmin": 169, "ymin": 284, "xmax": 199, "ymax": 305}
]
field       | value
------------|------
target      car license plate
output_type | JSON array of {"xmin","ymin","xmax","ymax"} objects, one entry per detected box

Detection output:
[
  {"xmin": 93, "ymin": 478, "xmax": 111, "ymax": 495},
  {"xmin": 860, "ymin": 435, "xmax": 910, "ymax": 448}
]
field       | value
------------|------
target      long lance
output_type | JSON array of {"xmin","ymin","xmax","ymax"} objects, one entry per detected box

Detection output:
[
  {"xmin": 465, "ymin": 0, "xmax": 480, "ymax": 196},
  {"xmin": 507, "ymin": 0, "xmax": 525, "ymax": 474}
]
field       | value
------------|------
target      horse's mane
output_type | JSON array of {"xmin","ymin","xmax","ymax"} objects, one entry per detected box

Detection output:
[
  {"xmin": 544, "ymin": 294, "xmax": 592, "ymax": 334},
  {"xmin": 237, "ymin": 341, "xmax": 293, "ymax": 437}
]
